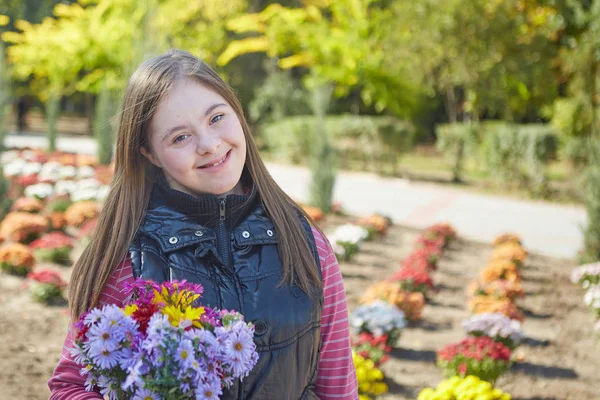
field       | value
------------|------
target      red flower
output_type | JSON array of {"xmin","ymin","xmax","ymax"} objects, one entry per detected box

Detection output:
[
  {"xmin": 26, "ymin": 269, "xmax": 66, "ymax": 288},
  {"xmin": 131, "ymin": 302, "xmax": 160, "ymax": 334},
  {"xmin": 437, "ymin": 336, "xmax": 511, "ymax": 363},
  {"xmin": 29, "ymin": 232, "xmax": 74, "ymax": 250},
  {"xmin": 389, "ymin": 267, "xmax": 435, "ymax": 290},
  {"xmin": 458, "ymin": 363, "xmax": 467, "ymax": 375}
]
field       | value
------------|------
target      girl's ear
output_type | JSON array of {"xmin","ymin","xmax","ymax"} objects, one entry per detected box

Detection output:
[{"xmin": 140, "ymin": 146, "xmax": 161, "ymax": 168}]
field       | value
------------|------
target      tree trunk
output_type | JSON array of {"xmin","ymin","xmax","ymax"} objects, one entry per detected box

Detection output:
[
  {"xmin": 309, "ymin": 84, "xmax": 336, "ymax": 213},
  {"xmin": 46, "ymin": 93, "xmax": 60, "ymax": 152}
]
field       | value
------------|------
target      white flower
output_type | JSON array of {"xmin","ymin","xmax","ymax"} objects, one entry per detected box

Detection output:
[
  {"xmin": 54, "ymin": 180, "xmax": 77, "ymax": 195},
  {"xmin": 38, "ymin": 162, "xmax": 62, "ymax": 183},
  {"xmin": 20, "ymin": 150, "xmax": 37, "ymax": 161},
  {"xmin": 328, "ymin": 224, "xmax": 370, "ymax": 246},
  {"xmin": 77, "ymin": 166, "xmax": 96, "ymax": 179},
  {"xmin": 77, "ymin": 178, "xmax": 101, "ymax": 190},
  {"xmin": 24, "ymin": 183, "xmax": 54, "ymax": 199},
  {"xmin": 70, "ymin": 187, "xmax": 98, "ymax": 202},
  {"xmin": 584, "ymin": 285, "xmax": 600, "ymax": 309},
  {"xmin": 21, "ymin": 162, "xmax": 42, "ymax": 176},
  {"xmin": 3, "ymin": 160, "xmax": 25, "ymax": 177},
  {"xmin": 0, "ymin": 150, "xmax": 20, "ymax": 164},
  {"xmin": 96, "ymin": 185, "xmax": 110, "ymax": 201},
  {"xmin": 58, "ymin": 165, "xmax": 77, "ymax": 179}
]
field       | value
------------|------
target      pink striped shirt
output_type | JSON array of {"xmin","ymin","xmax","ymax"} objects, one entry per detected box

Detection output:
[{"xmin": 48, "ymin": 227, "xmax": 358, "ymax": 399}]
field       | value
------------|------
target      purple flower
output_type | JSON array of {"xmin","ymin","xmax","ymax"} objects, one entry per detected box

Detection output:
[
  {"xmin": 132, "ymin": 388, "xmax": 161, "ymax": 400},
  {"xmin": 194, "ymin": 380, "xmax": 222, "ymax": 400},
  {"xmin": 90, "ymin": 344, "xmax": 120, "ymax": 370},
  {"xmin": 175, "ymin": 338, "xmax": 195, "ymax": 369}
]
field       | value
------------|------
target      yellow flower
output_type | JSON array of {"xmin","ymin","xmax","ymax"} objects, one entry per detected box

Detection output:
[
  {"xmin": 418, "ymin": 388, "xmax": 435, "ymax": 400},
  {"xmin": 371, "ymin": 382, "xmax": 388, "ymax": 395},
  {"xmin": 162, "ymin": 305, "xmax": 205, "ymax": 328},
  {"xmin": 124, "ymin": 304, "xmax": 138, "ymax": 316}
]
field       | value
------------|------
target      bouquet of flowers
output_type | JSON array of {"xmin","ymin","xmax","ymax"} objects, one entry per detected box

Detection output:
[
  {"xmin": 490, "ymin": 243, "xmax": 527, "ymax": 268},
  {"xmin": 360, "ymin": 281, "xmax": 425, "ymax": 321},
  {"xmin": 437, "ymin": 336, "xmax": 512, "ymax": 384},
  {"xmin": 71, "ymin": 279, "xmax": 259, "ymax": 400},
  {"xmin": 388, "ymin": 267, "xmax": 436, "ymax": 298},
  {"xmin": 468, "ymin": 279, "xmax": 524, "ymax": 301},
  {"xmin": 65, "ymin": 200, "xmax": 101, "ymax": 227},
  {"xmin": 480, "ymin": 260, "xmax": 521, "ymax": 284},
  {"xmin": 350, "ymin": 301, "xmax": 407, "ymax": 347},
  {"xmin": 25, "ymin": 269, "xmax": 67, "ymax": 304},
  {"xmin": 468, "ymin": 296, "xmax": 524, "ymax": 322},
  {"xmin": 11, "ymin": 197, "xmax": 45, "ymax": 214},
  {"xmin": 352, "ymin": 351, "xmax": 388, "ymax": 399},
  {"xmin": 571, "ymin": 262, "xmax": 600, "ymax": 289},
  {"xmin": 29, "ymin": 231, "xmax": 74, "ymax": 264},
  {"xmin": 0, "ymin": 212, "xmax": 48, "ymax": 243},
  {"xmin": 352, "ymin": 332, "xmax": 391, "ymax": 366},
  {"xmin": 462, "ymin": 313, "xmax": 524, "ymax": 350},
  {"xmin": 418, "ymin": 375, "xmax": 512, "ymax": 400},
  {"xmin": 0, "ymin": 243, "xmax": 36, "ymax": 276}
]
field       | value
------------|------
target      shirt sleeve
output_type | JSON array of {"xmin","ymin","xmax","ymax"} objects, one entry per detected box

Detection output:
[
  {"xmin": 312, "ymin": 228, "xmax": 359, "ymax": 400},
  {"xmin": 48, "ymin": 258, "xmax": 134, "ymax": 399}
]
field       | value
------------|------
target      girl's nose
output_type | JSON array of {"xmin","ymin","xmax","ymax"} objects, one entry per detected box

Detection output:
[{"xmin": 195, "ymin": 133, "xmax": 221, "ymax": 155}]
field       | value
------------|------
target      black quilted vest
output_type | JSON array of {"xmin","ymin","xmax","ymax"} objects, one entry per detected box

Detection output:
[{"xmin": 128, "ymin": 176, "xmax": 323, "ymax": 399}]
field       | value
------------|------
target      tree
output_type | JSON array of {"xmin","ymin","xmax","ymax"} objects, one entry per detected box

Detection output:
[
  {"xmin": 3, "ymin": 0, "xmax": 247, "ymax": 160},
  {"xmin": 219, "ymin": 0, "xmax": 419, "ymax": 210},
  {"xmin": 0, "ymin": 13, "xmax": 13, "ymax": 217}
]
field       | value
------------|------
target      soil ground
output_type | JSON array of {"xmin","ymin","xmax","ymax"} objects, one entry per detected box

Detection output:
[{"xmin": 0, "ymin": 215, "xmax": 598, "ymax": 400}]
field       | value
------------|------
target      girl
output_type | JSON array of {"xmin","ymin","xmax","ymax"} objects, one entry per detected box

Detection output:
[{"xmin": 48, "ymin": 49, "xmax": 358, "ymax": 399}]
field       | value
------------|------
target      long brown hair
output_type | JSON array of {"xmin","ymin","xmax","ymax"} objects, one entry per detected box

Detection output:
[{"xmin": 69, "ymin": 49, "xmax": 323, "ymax": 320}]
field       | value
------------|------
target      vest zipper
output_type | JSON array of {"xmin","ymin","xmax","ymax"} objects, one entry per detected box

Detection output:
[{"xmin": 217, "ymin": 198, "xmax": 231, "ymax": 270}]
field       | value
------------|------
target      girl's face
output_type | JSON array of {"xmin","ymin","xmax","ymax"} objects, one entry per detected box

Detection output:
[{"xmin": 143, "ymin": 78, "xmax": 247, "ymax": 197}]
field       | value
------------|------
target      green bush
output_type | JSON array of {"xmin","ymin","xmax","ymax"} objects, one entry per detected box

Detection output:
[
  {"xmin": 261, "ymin": 115, "xmax": 415, "ymax": 174},
  {"xmin": 479, "ymin": 122, "xmax": 558, "ymax": 196},
  {"xmin": 561, "ymin": 136, "xmax": 600, "ymax": 170},
  {"xmin": 435, "ymin": 123, "xmax": 481, "ymax": 182}
]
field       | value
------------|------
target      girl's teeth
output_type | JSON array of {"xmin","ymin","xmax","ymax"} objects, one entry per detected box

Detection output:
[{"xmin": 206, "ymin": 154, "xmax": 226, "ymax": 168}]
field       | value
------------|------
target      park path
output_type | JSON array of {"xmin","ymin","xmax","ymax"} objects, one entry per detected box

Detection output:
[{"xmin": 4, "ymin": 133, "xmax": 586, "ymax": 259}]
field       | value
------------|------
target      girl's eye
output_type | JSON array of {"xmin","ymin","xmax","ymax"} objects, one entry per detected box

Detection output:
[
  {"xmin": 210, "ymin": 114, "xmax": 224, "ymax": 124},
  {"xmin": 173, "ymin": 134, "xmax": 189, "ymax": 144}
]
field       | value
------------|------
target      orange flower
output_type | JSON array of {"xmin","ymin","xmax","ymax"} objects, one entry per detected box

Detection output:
[
  {"xmin": 360, "ymin": 281, "xmax": 425, "ymax": 321},
  {"xmin": 468, "ymin": 279, "xmax": 524, "ymax": 301},
  {"xmin": 491, "ymin": 242, "xmax": 527, "ymax": 265},
  {"xmin": 94, "ymin": 164, "xmax": 115, "ymax": 185},
  {"xmin": 65, "ymin": 201, "xmax": 101, "ymax": 227},
  {"xmin": 0, "ymin": 212, "xmax": 49, "ymax": 243},
  {"xmin": 11, "ymin": 197, "xmax": 45, "ymax": 213},
  {"xmin": 302, "ymin": 205, "xmax": 324, "ymax": 222},
  {"xmin": 48, "ymin": 212, "xmax": 67, "ymax": 231},
  {"xmin": 468, "ymin": 296, "xmax": 524, "ymax": 322},
  {"xmin": 357, "ymin": 214, "xmax": 391, "ymax": 235},
  {"xmin": 76, "ymin": 154, "xmax": 98, "ymax": 167},
  {"xmin": 493, "ymin": 233, "xmax": 522, "ymax": 247},
  {"xmin": 481, "ymin": 260, "xmax": 521, "ymax": 283},
  {"xmin": 0, "ymin": 243, "xmax": 36, "ymax": 275}
]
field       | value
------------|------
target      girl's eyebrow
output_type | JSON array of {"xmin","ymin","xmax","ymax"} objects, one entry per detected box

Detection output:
[{"xmin": 161, "ymin": 103, "xmax": 227, "ymax": 142}]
